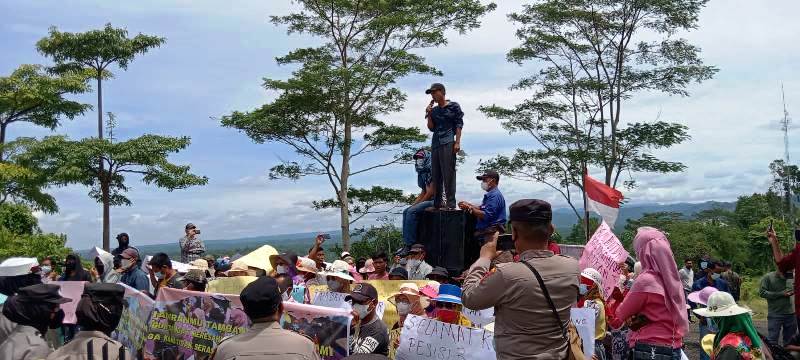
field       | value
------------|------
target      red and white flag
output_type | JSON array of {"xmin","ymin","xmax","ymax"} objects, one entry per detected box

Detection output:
[{"xmin": 584, "ymin": 173, "xmax": 624, "ymax": 228}]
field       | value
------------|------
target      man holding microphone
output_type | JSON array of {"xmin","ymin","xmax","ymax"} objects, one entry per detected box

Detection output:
[{"xmin": 425, "ymin": 83, "xmax": 463, "ymax": 210}]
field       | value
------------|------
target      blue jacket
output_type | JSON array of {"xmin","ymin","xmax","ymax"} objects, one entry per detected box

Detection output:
[
  {"xmin": 692, "ymin": 276, "xmax": 730, "ymax": 293},
  {"xmin": 121, "ymin": 267, "xmax": 150, "ymax": 292},
  {"xmin": 415, "ymin": 150, "xmax": 432, "ymax": 190},
  {"xmin": 428, "ymin": 101, "xmax": 464, "ymax": 149},
  {"xmin": 476, "ymin": 187, "xmax": 507, "ymax": 230}
]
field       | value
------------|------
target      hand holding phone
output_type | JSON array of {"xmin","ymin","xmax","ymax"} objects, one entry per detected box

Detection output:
[
  {"xmin": 497, "ymin": 234, "xmax": 515, "ymax": 251},
  {"xmin": 426, "ymin": 100, "xmax": 434, "ymax": 114}
]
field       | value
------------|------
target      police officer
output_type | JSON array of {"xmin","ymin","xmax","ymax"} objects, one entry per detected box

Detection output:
[
  {"xmin": 211, "ymin": 276, "xmax": 319, "ymax": 360},
  {"xmin": 0, "ymin": 283, "xmax": 70, "ymax": 360},
  {"xmin": 46, "ymin": 283, "xmax": 132, "ymax": 360},
  {"xmin": 462, "ymin": 199, "xmax": 579, "ymax": 360}
]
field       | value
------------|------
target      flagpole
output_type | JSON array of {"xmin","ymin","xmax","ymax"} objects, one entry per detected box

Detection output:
[{"xmin": 582, "ymin": 166, "xmax": 591, "ymax": 243}]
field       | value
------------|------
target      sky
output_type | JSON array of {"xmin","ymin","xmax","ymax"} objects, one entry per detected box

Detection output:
[{"xmin": 2, "ymin": 0, "xmax": 800, "ymax": 250}]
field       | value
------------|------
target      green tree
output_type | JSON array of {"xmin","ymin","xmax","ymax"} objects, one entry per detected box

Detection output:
[
  {"xmin": 36, "ymin": 24, "xmax": 164, "ymax": 141},
  {"xmin": 479, "ymin": 0, "xmax": 716, "ymax": 227},
  {"xmin": 0, "ymin": 64, "xmax": 90, "ymax": 159},
  {"xmin": 348, "ymin": 218, "xmax": 404, "ymax": 261},
  {"xmin": 30, "ymin": 134, "xmax": 207, "ymax": 250},
  {"xmin": 565, "ymin": 217, "xmax": 599, "ymax": 244},
  {"xmin": 769, "ymin": 159, "xmax": 800, "ymax": 220},
  {"xmin": 222, "ymin": 0, "xmax": 495, "ymax": 250},
  {"xmin": 734, "ymin": 192, "xmax": 782, "ymax": 229},
  {"xmin": 0, "ymin": 202, "xmax": 39, "ymax": 236}
]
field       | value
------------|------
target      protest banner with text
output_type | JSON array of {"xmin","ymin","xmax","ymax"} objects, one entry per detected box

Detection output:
[
  {"xmin": 51, "ymin": 281, "xmax": 86, "ymax": 324},
  {"xmin": 570, "ymin": 308, "xmax": 596, "ymax": 358},
  {"xmin": 112, "ymin": 283, "xmax": 155, "ymax": 357},
  {"xmin": 579, "ymin": 221, "xmax": 629, "ymax": 299},
  {"xmin": 282, "ymin": 302, "xmax": 352, "ymax": 359},
  {"xmin": 143, "ymin": 288, "xmax": 251, "ymax": 360},
  {"xmin": 395, "ymin": 314, "xmax": 495, "ymax": 360}
]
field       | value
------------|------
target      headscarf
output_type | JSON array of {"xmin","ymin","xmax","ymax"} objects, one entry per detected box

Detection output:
[
  {"xmin": 630, "ymin": 227, "xmax": 688, "ymax": 338},
  {"xmin": 2, "ymin": 294, "xmax": 55, "ymax": 334},
  {"xmin": 0, "ymin": 273, "xmax": 41, "ymax": 296},
  {"xmin": 713, "ymin": 313, "xmax": 762, "ymax": 349},
  {"xmin": 75, "ymin": 292, "xmax": 125, "ymax": 335},
  {"xmin": 61, "ymin": 253, "xmax": 90, "ymax": 281}
]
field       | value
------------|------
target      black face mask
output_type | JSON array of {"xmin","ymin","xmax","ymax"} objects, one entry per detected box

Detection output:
[
  {"xmin": 65, "ymin": 262, "xmax": 77, "ymax": 271},
  {"xmin": 795, "ymin": 229, "xmax": 800, "ymax": 242},
  {"xmin": 49, "ymin": 309, "xmax": 65, "ymax": 329},
  {"xmin": 118, "ymin": 239, "xmax": 129, "ymax": 248}
]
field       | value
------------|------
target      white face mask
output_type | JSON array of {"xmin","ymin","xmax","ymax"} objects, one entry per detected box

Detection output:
[
  {"xmin": 415, "ymin": 158, "xmax": 425, "ymax": 167},
  {"xmin": 395, "ymin": 302, "xmax": 411, "ymax": 316},
  {"xmin": 121, "ymin": 259, "xmax": 133, "ymax": 269},
  {"xmin": 276, "ymin": 265, "xmax": 289, "ymax": 275},
  {"xmin": 327, "ymin": 279, "xmax": 342, "ymax": 292},
  {"xmin": 406, "ymin": 259, "xmax": 421, "ymax": 269},
  {"xmin": 480, "ymin": 181, "xmax": 490, "ymax": 192},
  {"xmin": 353, "ymin": 303, "xmax": 371, "ymax": 319},
  {"xmin": 41, "ymin": 266, "xmax": 52, "ymax": 274}
]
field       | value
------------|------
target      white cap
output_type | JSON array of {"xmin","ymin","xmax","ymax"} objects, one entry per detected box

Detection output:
[
  {"xmin": 320, "ymin": 260, "xmax": 355, "ymax": 282},
  {"xmin": 0, "ymin": 257, "xmax": 38, "ymax": 276},
  {"xmin": 580, "ymin": 268, "xmax": 603, "ymax": 286}
]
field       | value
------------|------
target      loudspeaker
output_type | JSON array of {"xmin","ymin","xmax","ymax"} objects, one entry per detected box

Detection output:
[{"xmin": 417, "ymin": 209, "xmax": 477, "ymax": 276}]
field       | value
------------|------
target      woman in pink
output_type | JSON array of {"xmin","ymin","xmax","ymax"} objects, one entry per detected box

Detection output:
[{"xmin": 616, "ymin": 227, "xmax": 688, "ymax": 360}]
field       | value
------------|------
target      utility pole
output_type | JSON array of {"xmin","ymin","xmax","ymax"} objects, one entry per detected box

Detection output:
[{"xmin": 781, "ymin": 84, "xmax": 794, "ymax": 226}]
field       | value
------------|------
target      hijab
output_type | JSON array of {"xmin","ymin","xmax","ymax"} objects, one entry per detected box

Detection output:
[
  {"xmin": 61, "ymin": 253, "xmax": 90, "ymax": 281},
  {"xmin": 630, "ymin": 227, "xmax": 688, "ymax": 338},
  {"xmin": 2, "ymin": 294, "xmax": 56, "ymax": 334},
  {"xmin": 75, "ymin": 293, "xmax": 124, "ymax": 335},
  {"xmin": 713, "ymin": 313, "xmax": 762, "ymax": 349}
]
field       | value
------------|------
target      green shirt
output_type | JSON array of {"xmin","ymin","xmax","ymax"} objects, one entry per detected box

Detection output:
[{"xmin": 759, "ymin": 272, "xmax": 794, "ymax": 315}]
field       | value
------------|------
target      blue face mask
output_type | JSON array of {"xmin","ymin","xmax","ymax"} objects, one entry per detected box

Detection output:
[
  {"xmin": 579, "ymin": 284, "xmax": 589, "ymax": 295},
  {"xmin": 711, "ymin": 273, "xmax": 721, "ymax": 280},
  {"xmin": 700, "ymin": 261, "xmax": 709, "ymax": 270}
]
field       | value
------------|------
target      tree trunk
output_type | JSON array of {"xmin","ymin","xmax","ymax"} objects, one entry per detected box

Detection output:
[
  {"xmin": 340, "ymin": 118, "xmax": 353, "ymax": 250},
  {"xmin": 97, "ymin": 75, "xmax": 103, "ymax": 140},
  {"xmin": 101, "ymin": 177, "xmax": 110, "ymax": 251},
  {"xmin": 0, "ymin": 122, "xmax": 7, "ymax": 163}
]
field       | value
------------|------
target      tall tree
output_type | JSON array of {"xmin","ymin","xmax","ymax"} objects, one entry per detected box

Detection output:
[
  {"xmin": 222, "ymin": 0, "xmax": 496, "ymax": 250},
  {"xmin": 30, "ymin": 131, "xmax": 208, "ymax": 250},
  {"xmin": 769, "ymin": 159, "xmax": 800, "ymax": 220},
  {"xmin": 479, "ymin": 0, "xmax": 716, "ymax": 227},
  {"xmin": 0, "ymin": 64, "xmax": 90, "ymax": 159},
  {"xmin": 36, "ymin": 24, "xmax": 164, "ymax": 141}
]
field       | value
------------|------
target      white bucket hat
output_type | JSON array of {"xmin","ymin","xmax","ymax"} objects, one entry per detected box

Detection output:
[
  {"xmin": 320, "ymin": 260, "xmax": 355, "ymax": 282},
  {"xmin": 693, "ymin": 291, "xmax": 750, "ymax": 317}
]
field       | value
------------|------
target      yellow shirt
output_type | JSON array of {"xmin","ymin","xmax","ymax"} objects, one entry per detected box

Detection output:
[{"xmin": 584, "ymin": 299, "xmax": 607, "ymax": 340}]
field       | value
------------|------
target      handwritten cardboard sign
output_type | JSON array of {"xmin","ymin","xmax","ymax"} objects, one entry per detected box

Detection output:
[
  {"xmin": 462, "ymin": 307, "xmax": 495, "ymax": 328},
  {"xmin": 570, "ymin": 308, "xmax": 596, "ymax": 358},
  {"xmin": 312, "ymin": 291, "xmax": 386, "ymax": 320},
  {"xmin": 395, "ymin": 314, "xmax": 495, "ymax": 360},
  {"xmin": 579, "ymin": 221, "xmax": 629, "ymax": 299}
]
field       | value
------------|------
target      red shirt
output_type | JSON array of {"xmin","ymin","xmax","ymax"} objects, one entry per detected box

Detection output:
[
  {"xmin": 368, "ymin": 272, "xmax": 389, "ymax": 280},
  {"xmin": 548, "ymin": 241, "xmax": 561, "ymax": 255},
  {"xmin": 777, "ymin": 243, "xmax": 800, "ymax": 313}
]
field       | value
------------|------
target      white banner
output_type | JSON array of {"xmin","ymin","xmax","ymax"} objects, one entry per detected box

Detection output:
[
  {"xmin": 570, "ymin": 308, "xmax": 596, "ymax": 358},
  {"xmin": 312, "ymin": 291, "xmax": 386, "ymax": 319},
  {"xmin": 462, "ymin": 307, "xmax": 495, "ymax": 328},
  {"xmin": 395, "ymin": 314, "xmax": 495, "ymax": 360}
]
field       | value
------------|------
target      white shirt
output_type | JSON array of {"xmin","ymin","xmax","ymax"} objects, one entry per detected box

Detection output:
[{"xmin": 678, "ymin": 267, "xmax": 694, "ymax": 291}]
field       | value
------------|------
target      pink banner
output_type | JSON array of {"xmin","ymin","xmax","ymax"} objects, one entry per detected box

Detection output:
[
  {"xmin": 579, "ymin": 221, "xmax": 629, "ymax": 299},
  {"xmin": 51, "ymin": 281, "xmax": 87, "ymax": 324}
]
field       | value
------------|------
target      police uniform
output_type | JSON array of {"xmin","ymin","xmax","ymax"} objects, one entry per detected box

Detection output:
[
  {"xmin": 210, "ymin": 276, "xmax": 320, "ymax": 360},
  {"xmin": 461, "ymin": 199, "xmax": 580, "ymax": 360},
  {"xmin": 0, "ymin": 284, "xmax": 72, "ymax": 360},
  {"xmin": 45, "ymin": 330, "xmax": 131, "ymax": 360}
]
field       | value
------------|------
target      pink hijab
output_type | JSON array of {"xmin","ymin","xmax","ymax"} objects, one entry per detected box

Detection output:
[{"xmin": 630, "ymin": 227, "xmax": 688, "ymax": 338}]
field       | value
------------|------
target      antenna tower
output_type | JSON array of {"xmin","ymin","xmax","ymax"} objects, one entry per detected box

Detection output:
[{"xmin": 781, "ymin": 84, "xmax": 794, "ymax": 225}]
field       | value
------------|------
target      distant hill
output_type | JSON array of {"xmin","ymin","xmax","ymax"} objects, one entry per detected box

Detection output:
[
  {"xmin": 80, "ymin": 200, "xmax": 735, "ymax": 260},
  {"xmin": 551, "ymin": 200, "xmax": 736, "ymax": 231}
]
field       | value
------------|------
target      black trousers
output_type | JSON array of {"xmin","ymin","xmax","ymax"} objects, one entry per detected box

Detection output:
[{"xmin": 431, "ymin": 142, "xmax": 456, "ymax": 208}]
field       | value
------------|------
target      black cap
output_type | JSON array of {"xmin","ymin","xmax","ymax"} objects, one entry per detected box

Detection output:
[
  {"xmin": 393, "ymin": 247, "xmax": 408, "ymax": 258},
  {"xmin": 83, "ymin": 283, "xmax": 125, "ymax": 304},
  {"xmin": 509, "ymin": 199, "xmax": 552, "ymax": 224},
  {"xmin": 17, "ymin": 283, "xmax": 71, "ymax": 304},
  {"xmin": 409, "ymin": 244, "xmax": 426, "ymax": 253},
  {"xmin": 185, "ymin": 222, "xmax": 196, "ymax": 230},
  {"xmin": 116, "ymin": 232, "xmax": 129, "ymax": 240},
  {"xmin": 426, "ymin": 266, "xmax": 450, "ymax": 279},
  {"xmin": 345, "ymin": 283, "xmax": 378, "ymax": 303},
  {"xmin": 425, "ymin": 83, "xmax": 445, "ymax": 94},
  {"xmin": 389, "ymin": 267, "xmax": 408, "ymax": 280},
  {"xmin": 476, "ymin": 170, "xmax": 500, "ymax": 182},
  {"xmin": 240, "ymin": 277, "xmax": 282, "ymax": 318}
]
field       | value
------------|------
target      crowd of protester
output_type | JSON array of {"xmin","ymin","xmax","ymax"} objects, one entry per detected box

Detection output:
[{"xmin": 1, "ymin": 206, "xmax": 800, "ymax": 360}]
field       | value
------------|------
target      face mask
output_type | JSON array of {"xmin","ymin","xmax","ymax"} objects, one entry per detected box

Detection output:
[
  {"xmin": 396, "ymin": 302, "xmax": 411, "ymax": 316},
  {"xmin": 65, "ymin": 262, "xmax": 76, "ymax": 271},
  {"xmin": 711, "ymin": 273, "xmax": 721, "ymax": 280},
  {"xmin": 119, "ymin": 239, "xmax": 129, "ymax": 248},
  {"xmin": 121, "ymin": 259, "xmax": 133, "ymax": 269},
  {"xmin": 415, "ymin": 159, "xmax": 425, "ymax": 167},
  {"xmin": 407, "ymin": 259, "xmax": 421, "ymax": 269},
  {"xmin": 436, "ymin": 309, "xmax": 459, "ymax": 324},
  {"xmin": 327, "ymin": 279, "xmax": 342, "ymax": 292},
  {"xmin": 480, "ymin": 181, "xmax": 489, "ymax": 192},
  {"xmin": 155, "ymin": 272, "xmax": 165, "ymax": 281},
  {"xmin": 49, "ymin": 309, "xmax": 65, "ymax": 329},
  {"xmin": 700, "ymin": 261, "xmax": 708, "ymax": 270},
  {"xmin": 41, "ymin": 266, "xmax": 52, "ymax": 274},
  {"xmin": 276, "ymin": 265, "xmax": 289, "ymax": 275},
  {"xmin": 579, "ymin": 284, "xmax": 589, "ymax": 296},
  {"xmin": 353, "ymin": 303, "xmax": 371, "ymax": 319}
]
